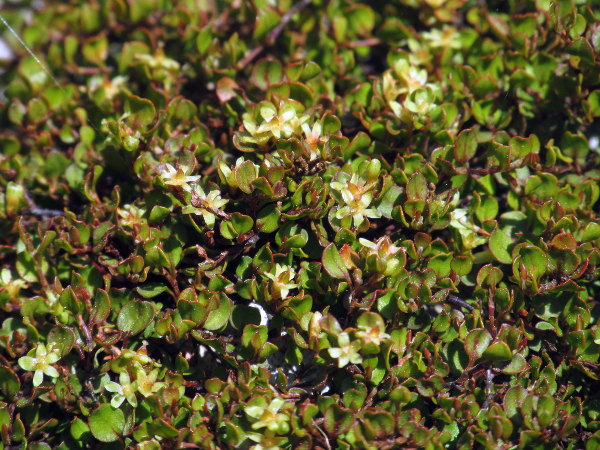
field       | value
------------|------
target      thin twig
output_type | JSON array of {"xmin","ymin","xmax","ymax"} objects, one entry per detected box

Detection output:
[
  {"xmin": 349, "ymin": 38, "xmax": 381, "ymax": 48},
  {"xmin": 482, "ymin": 368, "xmax": 494, "ymax": 409},
  {"xmin": 446, "ymin": 294, "xmax": 475, "ymax": 312},
  {"xmin": 266, "ymin": 0, "xmax": 313, "ymax": 46},
  {"xmin": 236, "ymin": 0, "xmax": 314, "ymax": 69}
]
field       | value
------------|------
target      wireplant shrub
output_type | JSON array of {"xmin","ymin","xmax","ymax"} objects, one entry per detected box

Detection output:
[{"xmin": 1, "ymin": 0, "xmax": 600, "ymax": 448}]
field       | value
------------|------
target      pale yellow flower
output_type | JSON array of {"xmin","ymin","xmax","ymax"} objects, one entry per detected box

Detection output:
[
  {"xmin": 105, "ymin": 371, "xmax": 138, "ymax": 408},
  {"xmin": 182, "ymin": 184, "xmax": 229, "ymax": 228},
  {"xmin": 158, "ymin": 163, "xmax": 200, "ymax": 192},
  {"xmin": 264, "ymin": 264, "xmax": 299, "ymax": 300},
  {"xmin": 245, "ymin": 397, "xmax": 290, "ymax": 433},
  {"xmin": 136, "ymin": 368, "xmax": 166, "ymax": 397},
  {"xmin": 328, "ymin": 332, "xmax": 363, "ymax": 368},
  {"xmin": 331, "ymin": 173, "xmax": 381, "ymax": 228},
  {"xmin": 18, "ymin": 343, "xmax": 61, "ymax": 387}
]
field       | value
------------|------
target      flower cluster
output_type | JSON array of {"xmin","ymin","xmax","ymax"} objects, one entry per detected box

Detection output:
[
  {"xmin": 328, "ymin": 332, "xmax": 363, "ymax": 368},
  {"xmin": 330, "ymin": 172, "xmax": 381, "ymax": 229},
  {"xmin": 359, "ymin": 236, "xmax": 406, "ymax": 277},
  {"xmin": 158, "ymin": 163, "xmax": 200, "ymax": 192},
  {"xmin": 157, "ymin": 162, "xmax": 229, "ymax": 229},
  {"xmin": 241, "ymin": 99, "xmax": 309, "ymax": 146},
  {"xmin": 182, "ymin": 184, "xmax": 229, "ymax": 229},
  {"xmin": 264, "ymin": 263, "xmax": 299, "ymax": 300}
]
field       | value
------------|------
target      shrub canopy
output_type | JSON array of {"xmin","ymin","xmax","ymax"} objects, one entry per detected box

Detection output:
[{"xmin": 1, "ymin": 0, "xmax": 600, "ymax": 448}]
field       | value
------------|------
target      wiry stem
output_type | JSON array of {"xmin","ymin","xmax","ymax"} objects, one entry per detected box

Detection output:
[{"xmin": 236, "ymin": 0, "xmax": 313, "ymax": 69}]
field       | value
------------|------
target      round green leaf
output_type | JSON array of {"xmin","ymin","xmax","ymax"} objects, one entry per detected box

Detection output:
[
  {"xmin": 124, "ymin": 95, "xmax": 156, "ymax": 128},
  {"xmin": 47, "ymin": 325, "xmax": 76, "ymax": 357},
  {"xmin": 482, "ymin": 341, "xmax": 512, "ymax": 361},
  {"xmin": 464, "ymin": 328, "xmax": 492, "ymax": 360},
  {"xmin": 454, "ymin": 127, "xmax": 478, "ymax": 164},
  {"xmin": 203, "ymin": 293, "xmax": 232, "ymax": 330},
  {"xmin": 322, "ymin": 243, "xmax": 350, "ymax": 280},
  {"xmin": 0, "ymin": 366, "xmax": 20, "ymax": 399},
  {"xmin": 88, "ymin": 404, "xmax": 125, "ymax": 443},
  {"xmin": 500, "ymin": 353, "xmax": 527, "ymax": 374},
  {"xmin": 581, "ymin": 222, "xmax": 600, "ymax": 242},
  {"xmin": 230, "ymin": 304, "xmax": 262, "ymax": 330},
  {"xmin": 135, "ymin": 282, "xmax": 170, "ymax": 298},
  {"xmin": 117, "ymin": 300, "xmax": 155, "ymax": 335},
  {"xmin": 256, "ymin": 204, "xmax": 281, "ymax": 233},
  {"xmin": 489, "ymin": 229, "xmax": 513, "ymax": 264},
  {"xmin": 519, "ymin": 246, "xmax": 548, "ymax": 280},
  {"xmin": 235, "ymin": 160, "xmax": 258, "ymax": 194}
]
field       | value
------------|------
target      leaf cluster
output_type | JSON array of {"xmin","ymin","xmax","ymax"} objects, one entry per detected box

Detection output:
[{"xmin": 1, "ymin": 0, "xmax": 600, "ymax": 448}]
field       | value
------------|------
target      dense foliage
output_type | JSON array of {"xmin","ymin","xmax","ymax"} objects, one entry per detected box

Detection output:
[{"xmin": 1, "ymin": 0, "xmax": 600, "ymax": 448}]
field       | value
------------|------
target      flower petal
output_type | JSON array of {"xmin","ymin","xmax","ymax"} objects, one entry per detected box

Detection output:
[
  {"xmin": 33, "ymin": 370, "xmax": 44, "ymax": 387},
  {"xmin": 43, "ymin": 366, "xmax": 59, "ymax": 378},
  {"xmin": 18, "ymin": 356, "xmax": 36, "ymax": 371}
]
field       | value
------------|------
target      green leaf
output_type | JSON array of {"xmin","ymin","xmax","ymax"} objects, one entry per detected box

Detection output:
[
  {"xmin": 504, "ymin": 385, "xmax": 528, "ymax": 422},
  {"xmin": 145, "ymin": 246, "xmax": 170, "ymax": 268},
  {"xmin": 519, "ymin": 246, "xmax": 548, "ymax": 280},
  {"xmin": 566, "ymin": 37, "xmax": 595, "ymax": 64},
  {"xmin": 406, "ymin": 172, "xmax": 428, "ymax": 201},
  {"xmin": 235, "ymin": 160, "xmax": 258, "ymax": 194},
  {"xmin": 230, "ymin": 305, "xmax": 262, "ymax": 330},
  {"xmin": 90, "ymin": 289, "xmax": 111, "ymax": 324},
  {"xmin": 196, "ymin": 27, "xmax": 213, "ymax": 55},
  {"xmin": 322, "ymin": 243, "xmax": 350, "ymax": 280},
  {"xmin": 242, "ymin": 324, "xmax": 268, "ymax": 349},
  {"xmin": 47, "ymin": 325, "xmax": 76, "ymax": 357},
  {"xmin": 88, "ymin": 404, "xmax": 125, "ymax": 443},
  {"xmin": 124, "ymin": 95, "xmax": 156, "ymax": 128},
  {"xmin": 70, "ymin": 417, "xmax": 92, "ymax": 442},
  {"xmin": 587, "ymin": 90, "xmax": 600, "ymax": 117},
  {"xmin": 482, "ymin": 341, "xmax": 512, "ymax": 361},
  {"xmin": 135, "ymin": 283, "xmax": 170, "ymax": 298},
  {"xmin": 489, "ymin": 228, "xmax": 513, "ymax": 264},
  {"xmin": 454, "ymin": 127, "xmax": 478, "ymax": 164},
  {"xmin": 254, "ymin": 8, "xmax": 279, "ymax": 41},
  {"xmin": 59, "ymin": 286, "xmax": 81, "ymax": 314},
  {"xmin": 323, "ymin": 404, "xmax": 354, "ymax": 436},
  {"xmin": 581, "ymin": 222, "xmax": 600, "ymax": 242},
  {"xmin": 0, "ymin": 366, "xmax": 20, "ymax": 399},
  {"xmin": 203, "ymin": 293, "xmax": 232, "ymax": 330},
  {"xmin": 451, "ymin": 254, "xmax": 473, "ymax": 276},
  {"xmin": 251, "ymin": 59, "xmax": 283, "ymax": 90},
  {"xmin": 500, "ymin": 353, "xmax": 527, "ymax": 374},
  {"xmin": 256, "ymin": 204, "xmax": 281, "ymax": 233},
  {"xmin": 148, "ymin": 205, "xmax": 171, "ymax": 224},
  {"xmin": 117, "ymin": 300, "xmax": 155, "ymax": 335},
  {"xmin": 464, "ymin": 328, "xmax": 492, "ymax": 360},
  {"xmin": 82, "ymin": 33, "xmax": 108, "ymax": 66}
]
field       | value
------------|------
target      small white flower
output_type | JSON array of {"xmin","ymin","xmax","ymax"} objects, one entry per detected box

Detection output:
[
  {"xmin": 158, "ymin": 163, "xmax": 200, "ymax": 192},
  {"xmin": 356, "ymin": 318, "xmax": 390, "ymax": 347},
  {"xmin": 135, "ymin": 367, "xmax": 166, "ymax": 398},
  {"xmin": 264, "ymin": 264, "xmax": 299, "ymax": 300},
  {"xmin": 422, "ymin": 26, "xmax": 462, "ymax": 50},
  {"xmin": 328, "ymin": 332, "xmax": 363, "ymax": 368},
  {"xmin": 0, "ymin": 268, "xmax": 28, "ymax": 298},
  {"xmin": 245, "ymin": 397, "xmax": 290, "ymax": 432},
  {"xmin": 242, "ymin": 100, "xmax": 309, "ymax": 145},
  {"xmin": 18, "ymin": 343, "xmax": 61, "ymax": 387},
  {"xmin": 449, "ymin": 208, "xmax": 488, "ymax": 249},
  {"xmin": 359, "ymin": 236, "xmax": 404, "ymax": 276},
  {"xmin": 105, "ymin": 371, "xmax": 138, "ymax": 408},
  {"xmin": 330, "ymin": 173, "xmax": 381, "ymax": 228},
  {"xmin": 182, "ymin": 184, "xmax": 229, "ymax": 228},
  {"xmin": 301, "ymin": 121, "xmax": 328, "ymax": 160},
  {"xmin": 117, "ymin": 203, "xmax": 146, "ymax": 229}
]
